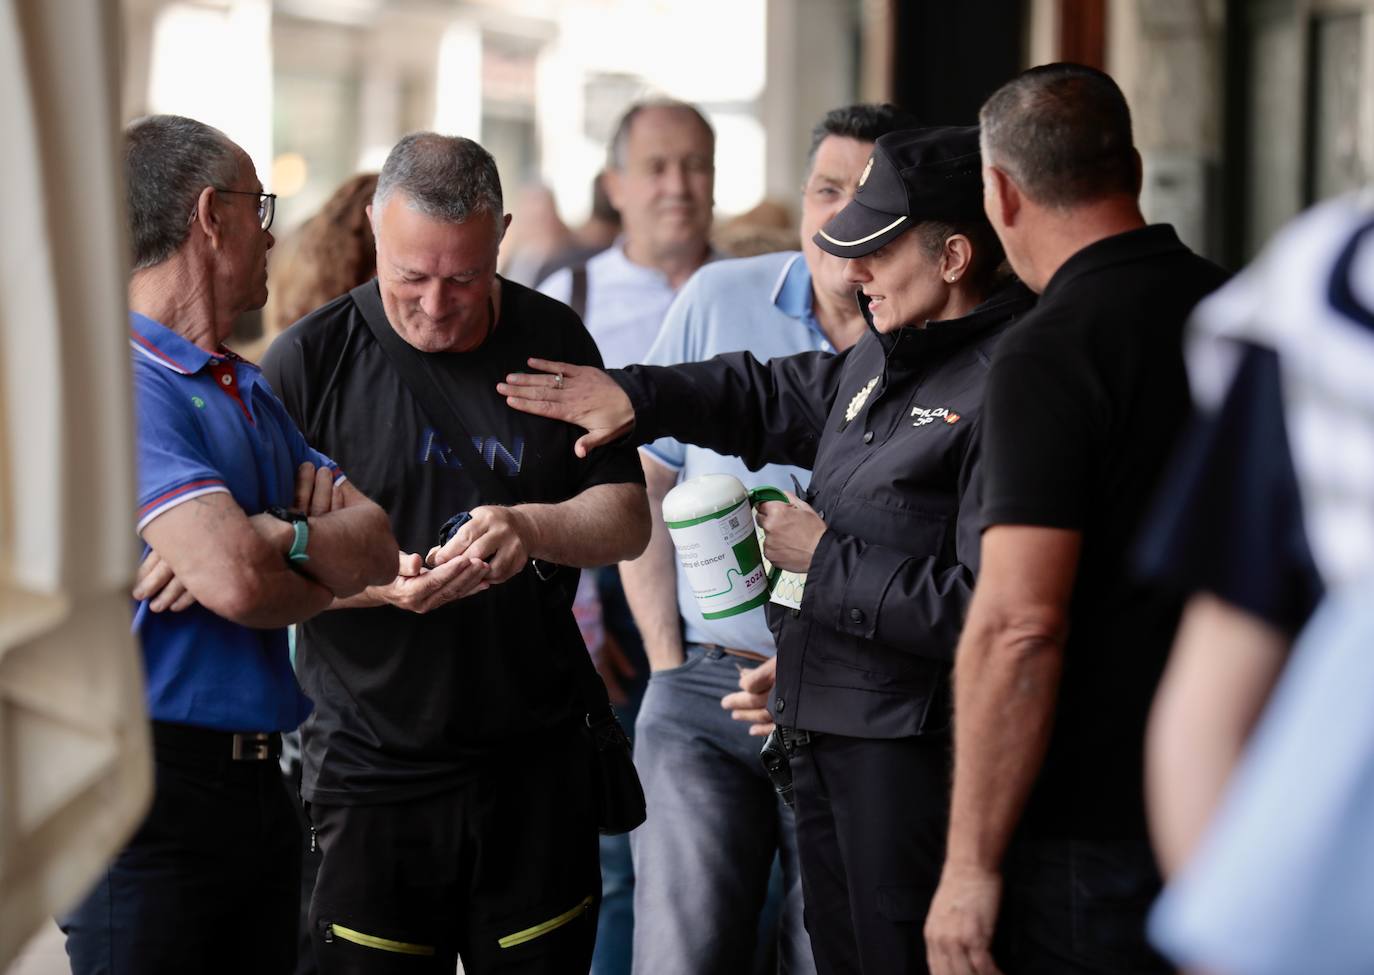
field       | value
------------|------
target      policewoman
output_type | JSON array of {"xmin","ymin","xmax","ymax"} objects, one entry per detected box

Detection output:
[{"xmin": 499, "ymin": 127, "xmax": 1035, "ymax": 975}]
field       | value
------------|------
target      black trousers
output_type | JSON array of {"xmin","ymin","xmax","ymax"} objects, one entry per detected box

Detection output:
[
  {"xmin": 308, "ymin": 729, "xmax": 601, "ymax": 974},
  {"xmin": 994, "ymin": 836, "xmax": 1172, "ymax": 975},
  {"xmin": 61, "ymin": 723, "xmax": 300, "ymax": 975},
  {"xmin": 790, "ymin": 731, "xmax": 950, "ymax": 975}
]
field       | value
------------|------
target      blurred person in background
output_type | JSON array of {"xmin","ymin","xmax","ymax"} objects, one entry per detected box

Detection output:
[
  {"xmin": 923, "ymin": 64, "xmax": 1228, "ymax": 975},
  {"xmin": 255, "ymin": 173, "xmax": 380, "ymax": 351},
  {"xmin": 539, "ymin": 96, "xmax": 718, "ymax": 975},
  {"xmin": 262, "ymin": 132, "xmax": 648, "ymax": 974},
  {"xmin": 1139, "ymin": 193, "xmax": 1374, "ymax": 975},
  {"xmin": 499, "ymin": 183, "xmax": 574, "ymax": 287},
  {"xmin": 60, "ymin": 114, "xmax": 397, "ymax": 975},
  {"xmin": 713, "ymin": 198, "xmax": 799, "ymax": 258},
  {"xmin": 532, "ymin": 171, "xmax": 622, "ymax": 287},
  {"xmin": 621, "ymin": 102, "xmax": 918, "ymax": 975},
  {"xmin": 500, "ymin": 125, "xmax": 1037, "ymax": 975}
]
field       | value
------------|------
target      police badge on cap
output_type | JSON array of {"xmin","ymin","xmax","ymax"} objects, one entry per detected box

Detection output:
[{"xmin": 814, "ymin": 125, "xmax": 985, "ymax": 260}]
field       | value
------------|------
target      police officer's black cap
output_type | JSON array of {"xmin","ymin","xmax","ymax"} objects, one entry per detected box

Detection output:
[{"xmin": 814, "ymin": 125, "xmax": 984, "ymax": 260}]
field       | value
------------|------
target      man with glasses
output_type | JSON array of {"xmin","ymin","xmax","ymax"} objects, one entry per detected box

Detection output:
[{"xmin": 60, "ymin": 114, "xmax": 398, "ymax": 974}]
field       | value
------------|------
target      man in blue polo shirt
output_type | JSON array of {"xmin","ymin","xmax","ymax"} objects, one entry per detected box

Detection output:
[
  {"xmin": 61, "ymin": 115, "xmax": 398, "ymax": 975},
  {"xmin": 621, "ymin": 103, "xmax": 916, "ymax": 975}
]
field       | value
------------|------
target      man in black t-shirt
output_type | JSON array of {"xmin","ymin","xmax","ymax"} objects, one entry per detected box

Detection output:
[
  {"xmin": 261, "ymin": 133, "xmax": 648, "ymax": 974},
  {"xmin": 923, "ymin": 65, "xmax": 1228, "ymax": 975}
]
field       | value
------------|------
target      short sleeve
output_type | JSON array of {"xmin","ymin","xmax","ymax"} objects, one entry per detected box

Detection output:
[
  {"xmin": 1136, "ymin": 343, "xmax": 1323, "ymax": 632},
  {"xmin": 133, "ymin": 372, "xmax": 230, "ymax": 533},
  {"xmin": 980, "ymin": 334, "xmax": 1106, "ymax": 530}
]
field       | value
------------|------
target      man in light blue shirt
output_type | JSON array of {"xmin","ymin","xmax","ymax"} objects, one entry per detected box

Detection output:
[
  {"xmin": 540, "ymin": 97, "xmax": 718, "ymax": 975},
  {"xmin": 622, "ymin": 104, "xmax": 917, "ymax": 975}
]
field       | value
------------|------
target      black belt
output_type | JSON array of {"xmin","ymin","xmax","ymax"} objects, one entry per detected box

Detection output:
[
  {"xmin": 152, "ymin": 721, "xmax": 283, "ymax": 762},
  {"xmin": 693, "ymin": 643, "xmax": 770, "ymax": 663}
]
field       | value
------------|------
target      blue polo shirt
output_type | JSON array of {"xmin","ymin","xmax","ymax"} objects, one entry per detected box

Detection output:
[
  {"xmin": 130, "ymin": 312, "xmax": 339, "ymax": 732},
  {"xmin": 642, "ymin": 251, "xmax": 834, "ymax": 655}
]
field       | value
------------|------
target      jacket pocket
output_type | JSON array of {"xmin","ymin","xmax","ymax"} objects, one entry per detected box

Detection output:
[
  {"xmin": 498, "ymin": 895, "xmax": 595, "ymax": 949},
  {"xmin": 321, "ymin": 920, "xmax": 435, "ymax": 957}
]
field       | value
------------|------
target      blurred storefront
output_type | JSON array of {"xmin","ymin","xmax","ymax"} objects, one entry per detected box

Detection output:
[{"xmin": 120, "ymin": 0, "xmax": 868, "ymax": 235}]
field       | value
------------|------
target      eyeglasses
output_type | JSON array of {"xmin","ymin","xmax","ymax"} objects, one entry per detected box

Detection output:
[{"xmin": 214, "ymin": 188, "xmax": 277, "ymax": 231}]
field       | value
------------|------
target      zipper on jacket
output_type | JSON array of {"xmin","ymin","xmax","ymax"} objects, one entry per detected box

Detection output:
[
  {"xmin": 322, "ymin": 920, "xmax": 435, "ymax": 956},
  {"xmin": 497, "ymin": 895, "xmax": 594, "ymax": 949}
]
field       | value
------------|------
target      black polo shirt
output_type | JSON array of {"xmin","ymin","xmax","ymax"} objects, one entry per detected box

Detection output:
[
  {"xmin": 980, "ymin": 224, "xmax": 1228, "ymax": 841},
  {"xmin": 260, "ymin": 278, "xmax": 643, "ymax": 804}
]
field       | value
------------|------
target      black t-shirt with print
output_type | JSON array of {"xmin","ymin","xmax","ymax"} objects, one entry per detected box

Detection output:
[
  {"xmin": 980, "ymin": 225, "xmax": 1229, "ymax": 842},
  {"xmin": 261, "ymin": 278, "xmax": 644, "ymax": 804}
]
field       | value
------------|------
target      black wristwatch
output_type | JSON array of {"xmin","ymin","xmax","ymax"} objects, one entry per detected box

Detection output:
[{"xmin": 266, "ymin": 506, "xmax": 310, "ymax": 564}]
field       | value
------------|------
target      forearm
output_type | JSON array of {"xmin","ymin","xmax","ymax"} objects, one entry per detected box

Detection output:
[
  {"xmin": 946, "ymin": 611, "xmax": 1065, "ymax": 870},
  {"xmin": 1146, "ymin": 594, "xmax": 1288, "ymax": 875},
  {"xmin": 614, "ymin": 351, "xmax": 836, "ymax": 469},
  {"xmin": 517, "ymin": 482, "xmax": 650, "ymax": 566},
  {"xmin": 329, "ymin": 589, "xmax": 387, "ymax": 610},
  {"xmin": 296, "ymin": 501, "xmax": 398, "ymax": 597},
  {"xmin": 620, "ymin": 516, "xmax": 685, "ymax": 670},
  {"xmin": 236, "ymin": 568, "xmax": 335, "ymax": 627}
]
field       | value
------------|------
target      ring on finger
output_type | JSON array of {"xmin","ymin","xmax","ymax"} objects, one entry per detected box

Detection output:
[{"xmin": 554, "ymin": 373, "xmax": 565, "ymax": 390}]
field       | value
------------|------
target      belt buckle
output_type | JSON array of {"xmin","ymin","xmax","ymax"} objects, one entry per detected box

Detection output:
[{"xmin": 231, "ymin": 732, "xmax": 271, "ymax": 761}]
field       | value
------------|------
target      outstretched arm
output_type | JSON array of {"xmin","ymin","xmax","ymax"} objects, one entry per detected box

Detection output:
[{"xmin": 499, "ymin": 346, "xmax": 850, "ymax": 469}]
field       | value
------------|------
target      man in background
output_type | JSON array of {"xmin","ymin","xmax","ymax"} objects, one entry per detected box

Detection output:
[
  {"xmin": 539, "ymin": 96, "xmax": 717, "ymax": 975},
  {"xmin": 62, "ymin": 114, "xmax": 397, "ymax": 974}
]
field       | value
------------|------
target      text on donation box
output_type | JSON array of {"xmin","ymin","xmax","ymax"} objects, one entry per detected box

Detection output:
[{"xmin": 662, "ymin": 474, "xmax": 787, "ymax": 620}]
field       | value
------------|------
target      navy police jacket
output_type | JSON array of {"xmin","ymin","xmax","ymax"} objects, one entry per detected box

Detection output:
[{"xmin": 612, "ymin": 280, "xmax": 1036, "ymax": 739}]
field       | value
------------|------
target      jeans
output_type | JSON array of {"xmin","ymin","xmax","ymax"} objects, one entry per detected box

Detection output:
[
  {"xmin": 61, "ymin": 725, "xmax": 300, "ymax": 975},
  {"xmin": 630, "ymin": 646, "xmax": 814, "ymax": 975},
  {"xmin": 994, "ymin": 836, "xmax": 1171, "ymax": 975}
]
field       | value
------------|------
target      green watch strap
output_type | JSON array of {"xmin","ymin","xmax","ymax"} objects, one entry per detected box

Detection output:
[{"xmin": 286, "ymin": 519, "xmax": 310, "ymax": 563}]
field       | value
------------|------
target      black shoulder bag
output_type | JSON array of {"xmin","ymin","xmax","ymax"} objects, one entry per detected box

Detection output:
[{"xmin": 349, "ymin": 280, "xmax": 646, "ymax": 835}]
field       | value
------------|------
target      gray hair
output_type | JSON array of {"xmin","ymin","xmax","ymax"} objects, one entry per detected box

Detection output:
[
  {"xmin": 373, "ymin": 132, "xmax": 504, "ymax": 225},
  {"xmin": 979, "ymin": 63, "xmax": 1138, "ymax": 208},
  {"xmin": 124, "ymin": 115, "xmax": 241, "ymax": 270},
  {"xmin": 607, "ymin": 99, "xmax": 715, "ymax": 170}
]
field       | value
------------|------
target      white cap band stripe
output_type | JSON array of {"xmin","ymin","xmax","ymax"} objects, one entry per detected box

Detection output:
[{"xmin": 817, "ymin": 215, "xmax": 908, "ymax": 248}]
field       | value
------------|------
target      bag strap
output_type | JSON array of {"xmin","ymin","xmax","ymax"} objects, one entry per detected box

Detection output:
[
  {"xmin": 350, "ymin": 280, "xmax": 516, "ymax": 506},
  {"xmin": 569, "ymin": 264, "xmax": 588, "ymax": 321},
  {"xmin": 348, "ymin": 279, "xmax": 618, "ymax": 722}
]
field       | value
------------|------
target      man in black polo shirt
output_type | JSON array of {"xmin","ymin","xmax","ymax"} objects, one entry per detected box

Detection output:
[
  {"xmin": 923, "ymin": 64, "xmax": 1228, "ymax": 975},
  {"xmin": 261, "ymin": 133, "xmax": 648, "ymax": 974}
]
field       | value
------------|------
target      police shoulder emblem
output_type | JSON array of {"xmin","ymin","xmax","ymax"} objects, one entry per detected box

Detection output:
[
  {"xmin": 845, "ymin": 375, "xmax": 880, "ymax": 423},
  {"xmin": 859, "ymin": 156, "xmax": 874, "ymax": 187}
]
